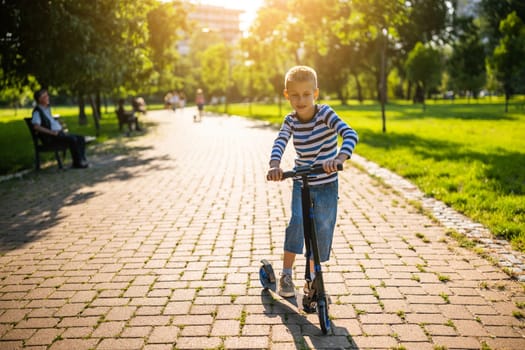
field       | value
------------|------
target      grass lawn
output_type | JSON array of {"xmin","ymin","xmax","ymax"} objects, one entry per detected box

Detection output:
[{"xmin": 209, "ymin": 97, "xmax": 525, "ymax": 252}]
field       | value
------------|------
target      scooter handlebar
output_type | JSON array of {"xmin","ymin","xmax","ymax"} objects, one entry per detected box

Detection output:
[{"xmin": 282, "ymin": 163, "xmax": 343, "ymax": 179}]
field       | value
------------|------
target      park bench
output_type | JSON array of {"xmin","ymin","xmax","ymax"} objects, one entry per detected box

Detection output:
[
  {"xmin": 115, "ymin": 109, "xmax": 138, "ymax": 133},
  {"xmin": 24, "ymin": 117, "xmax": 68, "ymax": 170},
  {"xmin": 24, "ymin": 117, "xmax": 95, "ymax": 170},
  {"xmin": 116, "ymin": 97, "xmax": 144, "ymax": 134}
]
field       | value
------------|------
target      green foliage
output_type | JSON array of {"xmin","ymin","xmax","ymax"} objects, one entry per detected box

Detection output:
[
  {"xmin": 146, "ymin": 1, "xmax": 187, "ymax": 92},
  {"xmin": 201, "ymin": 43, "xmax": 230, "ymax": 98},
  {"xmin": 447, "ymin": 17, "xmax": 486, "ymax": 98},
  {"xmin": 491, "ymin": 12, "xmax": 525, "ymax": 109},
  {"xmin": 398, "ymin": 0, "xmax": 451, "ymax": 47},
  {"xmin": 478, "ymin": 0, "xmax": 525, "ymax": 51},
  {"xmin": 405, "ymin": 42, "xmax": 442, "ymax": 105},
  {"xmin": 0, "ymin": 0, "xmax": 187, "ymax": 97}
]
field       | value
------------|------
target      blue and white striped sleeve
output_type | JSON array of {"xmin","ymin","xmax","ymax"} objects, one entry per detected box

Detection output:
[
  {"xmin": 327, "ymin": 108, "xmax": 358, "ymax": 158},
  {"xmin": 270, "ymin": 116, "xmax": 293, "ymax": 164}
]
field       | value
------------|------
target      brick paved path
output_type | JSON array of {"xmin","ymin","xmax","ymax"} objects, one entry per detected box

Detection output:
[{"xmin": 1, "ymin": 109, "xmax": 524, "ymax": 350}]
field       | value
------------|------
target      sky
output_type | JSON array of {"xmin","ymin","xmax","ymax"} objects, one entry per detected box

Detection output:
[{"xmin": 196, "ymin": 0, "xmax": 264, "ymax": 32}]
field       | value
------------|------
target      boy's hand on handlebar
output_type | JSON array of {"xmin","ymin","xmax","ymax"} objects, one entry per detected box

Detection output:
[
  {"xmin": 323, "ymin": 158, "xmax": 343, "ymax": 174},
  {"xmin": 267, "ymin": 167, "xmax": 283, "ymax": 181}
]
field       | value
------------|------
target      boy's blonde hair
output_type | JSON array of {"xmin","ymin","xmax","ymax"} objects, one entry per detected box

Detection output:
[{"xmin": 284, "ymin": 66, "xmax": 318, "ymax": 90}]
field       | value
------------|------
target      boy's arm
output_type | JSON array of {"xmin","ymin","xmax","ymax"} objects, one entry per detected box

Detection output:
[
  {"xmin": 323, "ymin": 107, "xmax": 358, "ymax": 173},
  {"xmin": 336, "ymin": 153, "xmax": 349, "ymax": 162},
  {"xmin": 328, "ymin": 110, "xmax": 358, "ymax": 160},
  {"xmin": 269, "ymin": 160, "xmax": 281, "ymax": 168},
  {"xmin": 267, "ymin": 117, "xmax": 292, "ymax": 181}
]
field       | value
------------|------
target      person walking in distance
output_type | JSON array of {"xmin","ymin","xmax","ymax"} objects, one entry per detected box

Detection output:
[{"xmin": 194, "ymin": 88, "xmax": 205, "ymax": 122}]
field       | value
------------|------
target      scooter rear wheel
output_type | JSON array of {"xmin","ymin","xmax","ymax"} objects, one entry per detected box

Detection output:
[
  {"xmin": 317, "ymin": 297, "xmax": 331, "ymax": 335},
  {"xmin": 259, "ymin": 259, "xmax": 276, "ymax": 290}
]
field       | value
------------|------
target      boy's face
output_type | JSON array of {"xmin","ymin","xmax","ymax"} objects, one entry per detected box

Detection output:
[{"xmin": 284, "ymin": 80, "xmax": 319, "ymax": 121}]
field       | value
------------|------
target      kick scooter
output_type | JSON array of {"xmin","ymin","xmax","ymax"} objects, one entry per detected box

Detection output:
[{"xmin": 260, "ymin": 163, "xmax": 342, "ymax": 335}]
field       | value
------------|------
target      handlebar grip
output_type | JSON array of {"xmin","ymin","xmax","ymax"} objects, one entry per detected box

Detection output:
[
  {"xmin": 282, "ymin": 171, "xmax": 295, "ymax": 179},
  {"xmin": 310, "ymin": 163, "xmax": 343, "ymax": 173},
  {"xmin": 281, "ymin": 163, "xmax": 343, "ymax": 179}
]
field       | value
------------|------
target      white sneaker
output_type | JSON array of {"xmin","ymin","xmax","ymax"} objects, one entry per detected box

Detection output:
[{"xmin": 278, "ymin": 274, "xmax": 295, "ymax": 298}]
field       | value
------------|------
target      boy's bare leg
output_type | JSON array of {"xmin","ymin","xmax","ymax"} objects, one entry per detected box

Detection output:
[
  {"xmin": 283, "ymin": 250, "xmax": 295, "ymax": 270},
  {"xmin": 283, "ymin": 251, "xmax": 315, "ymax": 275}
]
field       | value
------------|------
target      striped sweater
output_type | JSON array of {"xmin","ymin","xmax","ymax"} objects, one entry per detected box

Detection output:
[{"xmin": 270, "ymin": 104, "xmax": 358, "ymax": 185}]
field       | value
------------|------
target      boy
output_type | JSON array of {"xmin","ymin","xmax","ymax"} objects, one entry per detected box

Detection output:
[{"xmin": 267, "ymin": 65, "xmax": 358, "ymax": 298}]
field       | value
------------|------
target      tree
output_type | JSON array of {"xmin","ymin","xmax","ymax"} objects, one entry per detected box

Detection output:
[
  {"xmin": 447, "ymin": 17, "xmax": 486, "ymax": 100},
  {"xmin": 478, "ymin": 0, "xmax": 525, "ymax": 52},
  {"xmin": 490, "ymin": 12, "xmax": 525, "ymax": 112},
  {"xmin": 146, "ymin": 1, "xmax": 188, "ymax": 93},
  {"xmin": 188, "ymin": 27, "xmax": 224, "ymax": 93},
  {"xmin": 239, "ymin": 0, "xmax": 295, "ymax": 112},
  {"xmin": 291, "ymin": 0, "xmax": 354, "ymax": 104},
  {"xmin": 0, "ymin": 0, "xmax": 187, "ymax": 129},
  {"xmin": 405, "ymin": 42, "xmax": 442, "ymax": 110},
  {"xmin": 395, "ymin": 0, "xmax": 453, "ymax": 100},
  {"xmin": 201, "ymin": 43, "xmax": 230, "ymax": 107},
  {"xmin": 0, "ymin": 0, "xmax": 152, "ymax": 128},
  {"xmin": 351, "ymin": 0, "xmax": 407, "ymax": 132}
]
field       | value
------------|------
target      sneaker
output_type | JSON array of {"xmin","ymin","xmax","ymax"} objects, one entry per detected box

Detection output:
[{"xmin": 278, "ymin": 274, "xmax": 295, "ymax": 298}]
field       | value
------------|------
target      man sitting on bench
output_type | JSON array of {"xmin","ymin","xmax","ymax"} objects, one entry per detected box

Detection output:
[
  {"xmin": 117, "ymin": 98, "xmax": 142, "ymax": 133},
  {"xmin": 31, "ymin": 88, "xmax": 89, "ymax": 169}
]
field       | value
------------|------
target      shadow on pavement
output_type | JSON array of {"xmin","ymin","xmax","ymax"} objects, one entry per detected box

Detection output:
[
  {"xmin": 0, "ymin": 138, "xmax": 174, "ymax": 254},
  {"xmin": 260, "ymin": 289, "xmax": 358, "ymax": 349}
]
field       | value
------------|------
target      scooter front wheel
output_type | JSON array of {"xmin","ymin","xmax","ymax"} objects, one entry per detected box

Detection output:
[
  {"xmin": 259, "ymin": 259, "xmax": 276, "ymax": 290},
  {"xmin": 317, "ymin": 297, "xmax": 331, "ymax": 335}
]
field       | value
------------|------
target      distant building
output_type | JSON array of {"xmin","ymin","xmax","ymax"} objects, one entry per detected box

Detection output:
[
  {"xmin": 189, "ymin": 3, "xmax": 243, "ymax": 43},
  {"xmin": 177, "ymin": 2, "xmax": 243, "ymax": 55}
]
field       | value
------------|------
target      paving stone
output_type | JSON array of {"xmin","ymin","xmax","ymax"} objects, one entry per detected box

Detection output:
[
  {"xmin": 24, "ymin": 328, "xmax": 63, "ymax": 346},
  {"xmin": 48, "ymin": 338, "xmax": 98, "ymax": 350},
  {"xmin": 97, "ymin": 338, "xmax": 144, "ymax": 350},
  {"xmin": 148, "ymin": 326, "xmax": 179, "ymax": 343}
]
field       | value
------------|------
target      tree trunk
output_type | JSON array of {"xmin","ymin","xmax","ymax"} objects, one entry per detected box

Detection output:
[
  {"xmin": 78, "ymin": 93, "xmax": 87, "ymax": 125},
  {"xmin": 96, "ymin": 91, "xmax": 102, "ymax": 118},
  {"xmin": 88, "ymin": 95, "xmax": 101, "ymax": 137},
  {"xmin": 337, "ymin": 89, "xmax": 347, "ymax": 106},
  {"xmin": 278, "ymin": 94, "xmax": 282, "ymax": 118},
  {"xmin": 406, "ymin": 81, "xmax": 412, "ymax": 101},
  {"xmin": 352, "ymin": 72, "xmax": 363, "ymax": 103},
  {"xmin": 421, "ymin": 84, "xmax": 426, "ymax": 111},
  {"xmin": 380, "ymin": 31, "xmax": 387, "ymax": 133}
]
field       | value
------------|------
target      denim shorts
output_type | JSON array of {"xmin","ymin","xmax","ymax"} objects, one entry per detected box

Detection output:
[{"xmin": 284, "ymin": 180, "xmax": 338, "ymax": 262}]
